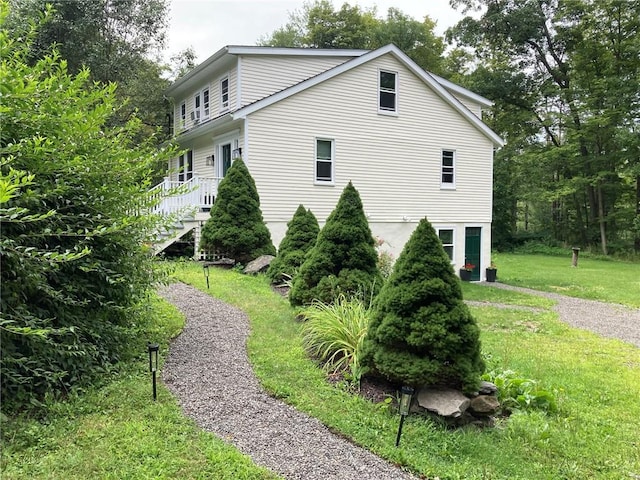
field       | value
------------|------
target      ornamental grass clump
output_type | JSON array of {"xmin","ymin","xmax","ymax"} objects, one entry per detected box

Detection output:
[
  {"xmin": 362, "ymin": 217, "xmax": 485, "ymax": 393},
  {"xmin": 267, "ymin": 204, "xmax": 319, "ymax": 284},
  {"xmin": 289, "ymin": 182, "xmax": 382, "ymax": 306},
  {"xmin": 300, "ymin": 294, "xmax": 371, "ymax": 384}
]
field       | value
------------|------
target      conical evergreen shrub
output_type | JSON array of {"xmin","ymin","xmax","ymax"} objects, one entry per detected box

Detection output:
[
  {"xmin": 267, "ymin": 204, "xmax": 319, "ymax": 283},
  {"xmin": 289, "ymin": 182, "xmax": 382, "ymax": 306},
  {"xmin": 361, "ymin": 217, "xmax": 484, "ymax": 393},
  {"xmin": 200, "ymin": 159, "xmax": 275, "ymax": 264}
]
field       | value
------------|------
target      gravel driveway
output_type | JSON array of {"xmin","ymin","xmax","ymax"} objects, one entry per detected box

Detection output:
[{"xmin": 159, "ymin": 281, "xmax": 639, "ymax": 480}]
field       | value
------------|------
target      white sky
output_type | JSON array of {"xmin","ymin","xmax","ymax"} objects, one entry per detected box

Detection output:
[{"xmin": 166, "ymin": 0, "xmax": 469, "ymax": 64}]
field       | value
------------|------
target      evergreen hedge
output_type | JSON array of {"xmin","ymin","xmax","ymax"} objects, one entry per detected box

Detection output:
[
  {"xmin": 362, "ymin": 218, "xmax": 485, "ymax": 393},
  {"xmin": 266, "ymin": 204, "xmax": 319, "ymax": 283},
  {"xmin": 289, "ymin": 182, "xmax": 381, "ymax": 306},
  {"xmin": 200, "ymin": 159, "xmax": 275, "ymax": 264}
]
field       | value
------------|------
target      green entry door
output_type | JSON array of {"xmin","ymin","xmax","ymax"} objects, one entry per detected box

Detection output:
[{"xmin": 465, "ymin": 227, "xmax": 481, "ymax": 281}]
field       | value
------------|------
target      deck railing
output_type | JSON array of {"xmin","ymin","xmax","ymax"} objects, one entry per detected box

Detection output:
[{"xmin": 150, "ymin": 176, "xmax": 221, "ymax": 216}]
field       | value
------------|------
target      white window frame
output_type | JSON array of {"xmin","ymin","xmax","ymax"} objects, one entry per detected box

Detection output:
[
  {"xmin": 441, "ymin": 149, "xmax": 456, "ymax": 189},
  {"xmin": 180, "ymin": 101, "xmax": 186, "ymax": 128},
  {"xmin": 220, "ymin": 76, "xmax": 229, "ymax": 111},
  {"xmin": 378, "ymin": 69, "xmax": 398, "ymax": 114},
  {"xmin": 314, "ymin": 138, "xmax": 334, "ymax": 185},
  {"xmin": 202, "ymin": 87, "xmax": 210, "ymax": 118},
  {"xmin": 437, "ymin": 227, "xmax": 455, "ymax": 263},
  {"xmin": 178, "ymin": 150, "xmax": 193, "ymax": 182}
]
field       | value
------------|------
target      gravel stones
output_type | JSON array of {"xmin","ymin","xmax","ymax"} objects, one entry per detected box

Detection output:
[{"xmin": 159, "ymin": 283, "xmax": 417, "ymax": 480}]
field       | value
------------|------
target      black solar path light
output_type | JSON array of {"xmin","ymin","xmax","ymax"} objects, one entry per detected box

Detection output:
[
  {"xmin": 203, "ymin": 263, "xmax": 210, "ymax": 289},
  {"xmin": 148, "ymin": 342, "xmax": 159, "ymax": 401},
  {"xmin": 395, "ymin": 386, "xmax": 414, "ymax": 447}
]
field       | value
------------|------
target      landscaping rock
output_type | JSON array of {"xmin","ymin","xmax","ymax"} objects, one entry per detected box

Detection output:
[
  {"xmin": 468, "ymin": 395, "xmax": 500, "ymax": 415},
  {"xmin": 243, "ymin": 255, "xmax": 275, "ymax": 274},
  {"xmin": 205, "ymin": 257, "xmax": 235, "ymax": 269},
  {"xmin": 416, "ymin": 387, "xmax": 470, "ymax": 418},
  {"xmin": 478, "ymin": 380, "xmax": 498, "ymax": 395}
]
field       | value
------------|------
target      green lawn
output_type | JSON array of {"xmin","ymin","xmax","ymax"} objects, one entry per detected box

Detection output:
[
  {"xmin": 172, "ymin": 261, "xmax": 640, "ymax": 480},
  {"xmin": 3, "ymin": 254, "xmax": 639, "ymax": 479},
  {"xmin": 491, "ymin": 253, "xmax": 640, "ymax": 307},
  {"xmin": 0, "ymin": 295, "xmax": 280, "ymax": 480}
]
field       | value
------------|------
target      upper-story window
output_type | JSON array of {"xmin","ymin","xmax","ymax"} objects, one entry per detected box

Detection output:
[
  {"xmin": 315, "ymin": 138, "xmax": 334, "ymax": 184},
  {"xmin": 180, "ymin": 101, "xmax": 186, "ymax": 128},
  {"xmin": 379, "ymin": 70, "xmax": 397, "ymax": 113},
  {"xmin": 441, "ymin": 150, "xmax": 455, "ymax": 188},
  {"xmin": 220, "ymin": 77, "xmax": 229, "ymax": 111},
  {"xmin": 202, "ymin": 88, "xmax": 210, "ymax": 118}
]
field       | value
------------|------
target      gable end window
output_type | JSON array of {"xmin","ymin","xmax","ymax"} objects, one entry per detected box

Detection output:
[
  {"xmin": 315, "ymin": 138, "xmax": 334, "ymax": 184},
  {"xmin": 441, "ymin": 150, "xmax": 455, "ymax": 188},
  {"xmin": 438, "ymin": 228, "xmax": 455, "ymax": 262},
  {"xmin": 220, "ymin": 77, "xmax": 229, "ymax": 111},
  {"xmin": 379, "ymin": 70, "xmax": 397, "ymax": 113}
]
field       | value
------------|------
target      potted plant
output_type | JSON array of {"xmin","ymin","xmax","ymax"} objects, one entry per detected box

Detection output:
[
  {"xmin": 485, "ymin": 262, "xmax": 497, "ymax": 282},
  {"xmin": 459, "ymin": 262, "xmax": 474, "ymax": 281}
]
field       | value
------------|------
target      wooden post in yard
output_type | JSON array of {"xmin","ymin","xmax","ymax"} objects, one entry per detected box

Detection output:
[{"xmin": 571, "ymin": 247, "xmax": 580, "ymax": 267}]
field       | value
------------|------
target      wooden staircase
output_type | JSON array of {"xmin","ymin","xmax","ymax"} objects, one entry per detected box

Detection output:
[{"xmin": 149, "ymin": 175, "xmax": 220, "ymax": 257}]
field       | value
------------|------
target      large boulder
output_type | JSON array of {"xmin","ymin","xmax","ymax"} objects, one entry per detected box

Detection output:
[
  {"xmin": 244, "ymin": 255, "xmax": 275, "ymax": 274},
  {"xmin": 416, "ymin": 387, "xmax": 470, "ymax": 418}
]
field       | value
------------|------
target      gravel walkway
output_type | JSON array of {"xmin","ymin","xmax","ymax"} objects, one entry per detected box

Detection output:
[
  {"xmin": 159, "ymin": 283, "xmax": 418, "ymax": 480},
  {"xmin": 159, "ymin": 281, "xmax": 640, "ymax": 480},
  {"xmin": 480, "ymin": 282, "xmax": 640, "ymax": 348}
]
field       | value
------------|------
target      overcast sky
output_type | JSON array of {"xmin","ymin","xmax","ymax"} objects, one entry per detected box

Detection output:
[{"xmin": 166, "ymin": 0, "xmax": 469, "ymax": 64}]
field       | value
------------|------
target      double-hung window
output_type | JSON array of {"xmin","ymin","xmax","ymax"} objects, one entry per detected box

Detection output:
[
  {"xmin": 441, "ymin": 150, "xmax": 455, "ymax": 188},
  {"xmin": 438, "ymin": 228, "xmax": 454, "ymax": 262},
  {"xmin": 178, "ymin": 150, "xmax": 193, "ymax": 182},
  {"xmin": 220, "ymin": 77, "xmax": 229, "ymax": 111},
  {"xmin": 379, "ymin": 70, "xmax": 397, "ymax": 113},
  {"xmin": 202, "ymin": 88, "xmax": 210, "ymax": 118},
  {"xmin": 180, "ymin": 101, "xmax": 186, "ymax": 128},
  {"xmin": 315, "ymin": 138, "xmax": 334, "ymax": 184}
]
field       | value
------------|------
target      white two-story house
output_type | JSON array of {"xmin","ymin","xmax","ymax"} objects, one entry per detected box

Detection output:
[{"xmin": 156, "ymin": 44, "xmax": 504, "ymax": 280}]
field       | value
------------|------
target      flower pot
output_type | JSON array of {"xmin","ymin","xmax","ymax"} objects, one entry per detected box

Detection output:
[
  {"xmin": 459, "ymin": 269, "xmax": 472, "ymax": 281},
  {"xmin": 486, "ymin": 268, "xmax": 497, "ymax": 282}
]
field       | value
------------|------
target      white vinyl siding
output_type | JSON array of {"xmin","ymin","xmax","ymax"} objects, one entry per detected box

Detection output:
[
  {"xmin": 246, "ymin": 54, "xmax": 494, "ymax": 225},
  {"xmin": 239, "ymin": 55, "xmax": 354, "ymax": 106}
]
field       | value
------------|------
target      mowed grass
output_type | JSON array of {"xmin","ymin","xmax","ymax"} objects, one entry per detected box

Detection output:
[
  {"xmin": 3, "ymin": 254, "xmax": 638, "ymax": 479},
  {"xmin": 173, "ymin": 261, "xmax": 640, "ymax": 480},
  {"xmin": 491, "ymin": 253, "xmax": 640, "ymax": 307},
  {"xmin": 0, "ymin": 294, "xmax": 280, "ymax": 480}
]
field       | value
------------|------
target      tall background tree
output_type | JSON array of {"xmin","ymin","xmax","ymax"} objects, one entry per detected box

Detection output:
[
  {"xmin": 7, "ymin": 0, "xmax": 172, "ymax": 139},
  {"xmin": 449, "ymin": 0, "xmax": 640, "ymax": 254},
  {"xmin": 259, "ymin": 0, "xmax": 448, "ymax": 74}
]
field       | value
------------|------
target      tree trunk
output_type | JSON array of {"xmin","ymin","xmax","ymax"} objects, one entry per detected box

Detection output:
[
  {"xmin": 635, "ymin": 175, "xmax": 640, "ymax": 253},
  {"xmin": 597, "ymin": 183, "xmax": 608, "ymax": 255}
]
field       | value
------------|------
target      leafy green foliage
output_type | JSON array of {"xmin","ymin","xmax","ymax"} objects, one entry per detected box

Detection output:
[
  {"xmin": 0, "ymin": 4, "xmax": 174, "ymax": 412},
  {"xmin": 200, "ymin": 159, "xmax": 275, "ymax": 264},
  {"xmin": 362, "ymin": 218, "xmax": 484, "ymax": 392},
  {"xmin": 289, "ymin": 182, "xmax": 382, "ymax": 306},
  {"xmin": 450, "ymin": 0, "xmax": 640, "ymax": 254},
  {"xmin": 482, "ymin": 369, "xmax": 558, "ymax": 414},
  {"xmin": 300, "ymin": 294, "xmax": 371, "ymax": 384},
  {"xmin": 259, "ymin": 0, "xmax": 446, "ymax": 74},
  {"xmin": 7, "ymin": 0, "xmax": 171, "ymax": 140},
  {"xmin": 267, "ymin": 204, "xmax": 319, "ymax": 283}
]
